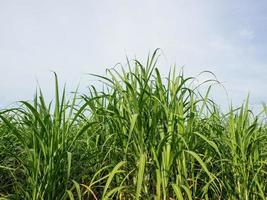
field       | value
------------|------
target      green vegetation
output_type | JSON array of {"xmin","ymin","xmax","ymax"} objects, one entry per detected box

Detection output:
[{"xmin": 0, "ymin": 50, "xmax": 267, "ymax": 199}]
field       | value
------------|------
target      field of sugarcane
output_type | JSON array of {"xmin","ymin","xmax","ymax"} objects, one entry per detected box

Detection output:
[{"xmin": 0, "ymin": 50, "xmax": 267, "ymax": 200}]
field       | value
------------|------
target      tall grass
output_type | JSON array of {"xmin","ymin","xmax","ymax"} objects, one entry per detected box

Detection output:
[
  {"xmin": 0, "ymin": 74, "xmax": 92, "ymax": 199},
  {"xmin": 0, "ymin": 50, "xmax": 267, "ymax": 199}
]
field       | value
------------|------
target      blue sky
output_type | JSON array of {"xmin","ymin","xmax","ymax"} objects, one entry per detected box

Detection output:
[{"xmin": 0, "ymin": 0, "xmax": 266, "ymax": 111}]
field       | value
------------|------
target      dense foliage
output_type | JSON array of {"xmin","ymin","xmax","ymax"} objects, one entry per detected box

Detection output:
[{"xmin": 0, "ymin": 50, "xmax": 267, "ymax": 199}]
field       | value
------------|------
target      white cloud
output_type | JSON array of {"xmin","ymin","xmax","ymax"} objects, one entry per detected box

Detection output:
[{"xmin": 238, "ymin": 28, "xmax": 255, "ymax": 40}]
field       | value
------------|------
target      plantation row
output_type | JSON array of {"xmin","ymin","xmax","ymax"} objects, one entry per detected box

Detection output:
[{"xmin": 0, "ymin": 51, "xmax": 267, "ymax": 199}]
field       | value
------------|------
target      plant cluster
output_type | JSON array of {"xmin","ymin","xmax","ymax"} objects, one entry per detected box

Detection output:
[{"xmin": 0, "ymin": 50, "xmax": 267, "ymax": 199}]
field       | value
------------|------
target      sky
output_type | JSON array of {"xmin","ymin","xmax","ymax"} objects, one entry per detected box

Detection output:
[{"xmin": 0, "ymin": 0, "xmax": 267, "ymax": 111}]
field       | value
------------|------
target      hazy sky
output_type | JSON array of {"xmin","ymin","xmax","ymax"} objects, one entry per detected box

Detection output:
[{"xmin": 0, "ymin": 0, "xmax": 267, "ymax": 110}]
